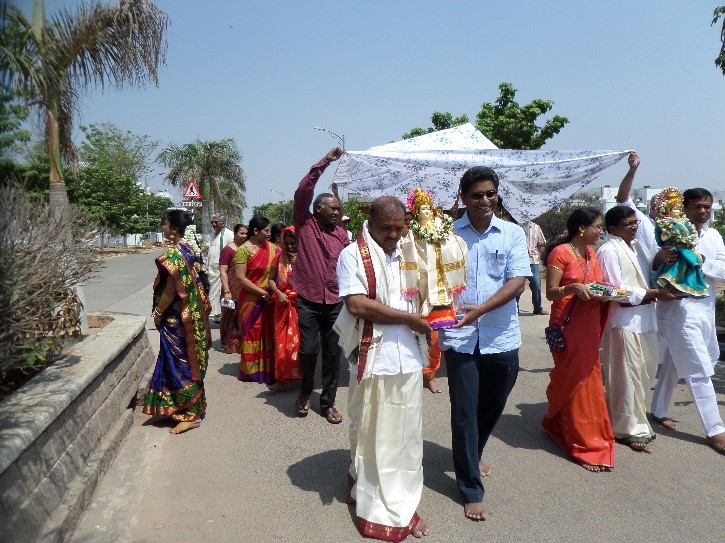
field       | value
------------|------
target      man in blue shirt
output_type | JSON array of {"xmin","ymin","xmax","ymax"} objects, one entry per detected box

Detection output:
[{"xmin": 439, "ymin": 166, "xmax": 530, "ymax": 521}]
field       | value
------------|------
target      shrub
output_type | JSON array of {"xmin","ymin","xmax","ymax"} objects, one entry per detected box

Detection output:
[{"xmin": 0, "ymin": 185, "xmax": 101, "ymax": 377}]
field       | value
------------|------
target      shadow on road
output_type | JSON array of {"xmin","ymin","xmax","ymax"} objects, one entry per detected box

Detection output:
[
  {"xmin": 287, "ymin": 448, "xmax": 350, "ymax": 505},
  {"xmin": 257, "ymin": 388, "xmax": 318, "ymax": 419},
  {"xmin": 218, "ymin": 361, "xmax": 239, "ymax": 377},
  {"xmin": 422, "ymin": 440, "xmax": 459, "ymax": 502}
]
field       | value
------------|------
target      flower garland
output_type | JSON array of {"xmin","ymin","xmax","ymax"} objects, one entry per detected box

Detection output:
[
  {"xmin": 655, "ymin": 216, "xmax": 699, "ymax": 249},
  {"xmin": 409, "ymin": 214, "xmax": 454, "ymax": 245},
  {"xmin": 180, "ymin": 224, "xmax": 202, "ymax": 255}
]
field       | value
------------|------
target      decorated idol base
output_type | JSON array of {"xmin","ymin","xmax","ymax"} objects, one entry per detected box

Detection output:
[{"xmin": 425, "ymin": 306, "xmax": 458, "ymax": 329}]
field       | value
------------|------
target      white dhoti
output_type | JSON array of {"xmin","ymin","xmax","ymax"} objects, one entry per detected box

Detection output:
[
  {"xmin": 207, "ymin": 264, "xmax": 221, "ymax": 316},
  {"xmin": 208, "ymin": 228, "xmax": 234, "ymax": 317},
  {"xmin": 348, "ymin": 370, "xmax": 423, "ymax": 542},
  {"xmin": 601, "ymin": 329, "xmax": 657, "ymax": 442}
]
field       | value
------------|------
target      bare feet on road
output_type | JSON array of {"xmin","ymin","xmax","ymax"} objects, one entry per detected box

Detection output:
[
  {"xmin": 579, "ymin": 462, "xmax": 611, "ymax": 473},
  {"xmin": 706, "ymin": 433, "xmax": 725, "ymax": 454},
  {"xmin": 170, "ymin": 421, "xmax": 200, "ymax": 434},
  {"xmin": 423, "ymin": 378, "xmax": 441, "ymax": 394},
  {"xmin": 651, "ymin": 415, "xmax": 677, "ymax": 430},
  {"xmin": 464, "ymin": 502, "xmax": 486, "ymax": 521},
  {"xmin": 412, "ymin": 517, "xmax": 430, "ymax": 538},
  {"xmin": 479, "ymin": 459, "xmax": 491, "ymax": 477}
]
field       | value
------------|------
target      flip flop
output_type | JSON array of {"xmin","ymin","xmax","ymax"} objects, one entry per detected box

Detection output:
[
  {"xmin": 322, "ymin": 406, "xmax": 343, "ymax": 424},
  {"xmin": 296, "ymin": 394, "xmax": 310, "ymax": 417}
]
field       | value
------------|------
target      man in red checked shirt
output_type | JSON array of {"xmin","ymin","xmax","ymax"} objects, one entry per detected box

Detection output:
[{"xmin": 290, "ymin": 147, "xmax": 350, "ymax": 424}]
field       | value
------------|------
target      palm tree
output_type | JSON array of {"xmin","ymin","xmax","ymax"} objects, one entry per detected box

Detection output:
[
  {"xmin": 0, "ymin": 0, "xmax": 168, "ymax": 210},
  {"xmin": 156, "ymin": 138, "xmax": 246, "ymax": 241}
]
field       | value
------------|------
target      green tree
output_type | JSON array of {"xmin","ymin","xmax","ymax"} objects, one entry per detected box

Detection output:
[
  {"xmin": 712, "ymin": 207, "xmax": 725, "ymax": 239},
  {"xmin": 403, "ymin": 111, "xmax": 470, "ymax": 139},
  {"xmin": 252, "ymin": 200, "xmax": 294, "ymax": 225},
  {"xmin": 342, "ymin": 198, "xmax": 367, "ymax": 238},
  {"xmin": 79, "ymin": 122, "xmax": 159, "ymax": 181},
  {"xmin": 535, "ymin": 193, "xmax": 602, "ymax": 242},
  {"xmin": 0, "ymin": 0, "xmax": 168, "ymax": 210},
  {"xmin": 0, "ymin": 89, "xmax": 30, "ymax": 157},
  {"xmin": 475, "ymin": 83, "xmax": 569, "ymax": 149},
  {"xmin": 714, "ymin": 6, "xmax": 725, "ymax": 75},
  {"xmin": 67, "ymin": 165, "xmax": 170, "ymax": 238},
  {"xmin": 0, "ymin": 138, "xmax": 54, "ymax": 198},
  {"xmin": 156, "ymin": 138, "xmax": 246, "ymax": 241},
  {"xmin": 403, "ymin": 82, "xmax": 569, "ymax": 150}
]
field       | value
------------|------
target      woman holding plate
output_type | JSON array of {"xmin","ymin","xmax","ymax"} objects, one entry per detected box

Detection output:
[{"xmin": 542, "ymin": 207, "xmax": 615, "ymax": 472}]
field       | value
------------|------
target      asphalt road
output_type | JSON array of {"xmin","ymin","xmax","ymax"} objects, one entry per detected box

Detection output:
[{"xmin": 72, "ymin": 250, "xmax": 724, "ymax": 543}]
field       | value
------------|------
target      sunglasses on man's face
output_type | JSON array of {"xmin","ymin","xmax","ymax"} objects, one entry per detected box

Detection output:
[{"xmin": 468, "ymin": 190, "xmax": 498, "ymax": 201}]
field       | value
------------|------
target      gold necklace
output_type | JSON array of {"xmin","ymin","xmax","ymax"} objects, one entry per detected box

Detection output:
[{"xmin": 569, "ymin": 242, "xmax": 583, "ymax": 259}]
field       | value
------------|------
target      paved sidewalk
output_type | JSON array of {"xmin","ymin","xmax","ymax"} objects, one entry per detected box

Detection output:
[{"xmin": 72, "ymin": 252, "xmax": 724, "ymax": 543}]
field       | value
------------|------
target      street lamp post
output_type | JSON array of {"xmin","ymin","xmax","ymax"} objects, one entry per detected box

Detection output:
[
  {"xmin": 313, "ymin": 126, "xmax": 345, "ymax": 149},
  {"xmin": 270, "ymin": 189, "xmax": 286, "ymax": 224}
]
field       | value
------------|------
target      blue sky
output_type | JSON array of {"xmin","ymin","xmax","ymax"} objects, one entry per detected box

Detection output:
[{"xmin": 22, "ymin": 1, "xmax": 725, "ymax": 217}]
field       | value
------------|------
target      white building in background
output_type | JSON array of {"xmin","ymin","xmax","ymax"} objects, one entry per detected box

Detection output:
[{"xmin": 155, "ymin": 190, "xmax": 173, "ymax": 201}]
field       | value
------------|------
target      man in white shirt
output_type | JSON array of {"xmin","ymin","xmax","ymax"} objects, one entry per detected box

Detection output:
[
  {"xmin": 341, "ymin": 214, "xmax": 354, "ymax": 241},
  {"xmin": 207, "ymin": 213, "xmax": 235, "ymax": 322},
  {"xmin": 519, "ymin": 220, "xmax": 548, "ymax": 315},
  {"xmin": 651, "ymin": 188, "xmax": 725, "ymax": 454},
  {"xmin": 615, "ymin": 152, "xmax": 661, "ymax": 263},
  {"xmin": 335, "ymin": 196, "xmax": 432, "ymax": 540},
  {"xmin": 598, "ymin": 206, "xmax": 674, "ymax": 453}
]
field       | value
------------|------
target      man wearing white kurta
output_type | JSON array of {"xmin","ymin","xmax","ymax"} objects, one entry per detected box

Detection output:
[
  {"xmin": 651, "ymin": 188, "xmax": 725, "ymax": 453},
  {"xmin": 598, "ymin": 206, "xmax": 674, "ymax": 452},
  {"xmin": 335, "ymin": 196, "xmax": 432, "ymax": 541},
  {"xmin": 208, "ymin": 213, "xmax": 234, "ymax": 321}
]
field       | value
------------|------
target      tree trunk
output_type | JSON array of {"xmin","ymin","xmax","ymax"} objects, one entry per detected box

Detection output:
[
  {"xmin": 46, "ymin": 109, "xmax": 69, "ymax": 210},
  {"xmin": 201, "ymin": 177, "xmax": 212, "ymax": 247}
]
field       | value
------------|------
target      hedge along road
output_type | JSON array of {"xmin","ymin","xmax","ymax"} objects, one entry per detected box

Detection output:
[{"xmin": 73, "ymin": 250, "xmax": 725, "ymax": 543}]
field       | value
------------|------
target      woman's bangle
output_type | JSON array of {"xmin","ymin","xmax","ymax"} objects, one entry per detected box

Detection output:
[
  {"xmin": 152, "ymin": 307, "xmax": 162, "ymax": 317},
  {"xmin": 559, "ymin": 286, "xmax": 565, "ymax": 298}
]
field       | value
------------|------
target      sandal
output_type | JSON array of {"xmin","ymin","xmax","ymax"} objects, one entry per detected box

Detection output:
[
  {"xmin": 296, "ymin": 394, "xmax": 310, "ymax": 417},
  {"xmin": 322, "ymin": 406, "xmax": 343, "ymax": 424}
]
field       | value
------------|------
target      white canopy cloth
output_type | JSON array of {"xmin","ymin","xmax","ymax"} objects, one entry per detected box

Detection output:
[{"xmin": 332, "ymin": 123, "xmax": 629, "ymax": 223}]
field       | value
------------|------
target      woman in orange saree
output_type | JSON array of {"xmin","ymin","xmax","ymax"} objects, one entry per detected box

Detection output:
[
  {"xmin": 234, "ymin": 216, "xmax": 277, "ymax": 384},
  {"xmin": 269, "ymin": 226, "xmax": 302, "ymax": 390},
  {"xmin": 542, "ymin": 207, "xmax": 614, "ymax": 472}
]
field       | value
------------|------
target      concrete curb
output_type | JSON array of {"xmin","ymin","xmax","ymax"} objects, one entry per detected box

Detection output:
[{"xmin": 0, "ymin": 314, "xmax": 153, "ymax": 543}]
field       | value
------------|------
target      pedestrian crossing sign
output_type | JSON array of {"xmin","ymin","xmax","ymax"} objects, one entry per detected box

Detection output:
[{"xmin": 183, "ymin": 178, "xmax": 202, "ymax": 199}]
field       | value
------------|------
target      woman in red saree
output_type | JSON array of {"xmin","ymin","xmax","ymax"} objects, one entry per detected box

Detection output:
[
  {"xmin": 234, "ymin": 216, "xmax": 277, "ymax": 384},
  {"xmin": 269, "ymin": 226, "xmax": 302, "ymax": 391},
  {"xmin": 219, "ymin": 223, "xmax": 248, "ymax": 353},
  {"xmin": 543, "ymin": 207, "xmax": 614, "ymax": 472}
]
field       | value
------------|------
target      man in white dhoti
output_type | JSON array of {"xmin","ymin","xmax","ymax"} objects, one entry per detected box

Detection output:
[
  {"xmin": 335, "ymin": 196, "xmax": 432, "ymax": 541},
  {"xmin": 207, "ymin": 213, "xmax": 234, "ymax": 322},
  {"xmin": 651, "ymin": 188, "xmax": 725, "ymax": 454},
  {"xmin": 598, "ymin": 206, "xmax": 675, "ymax": 453}
]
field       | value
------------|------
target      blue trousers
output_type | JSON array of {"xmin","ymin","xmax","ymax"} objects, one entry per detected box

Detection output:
[
  {"xmin": 445, "ymin": 346, "xmax": 519, "ymax": 503},
  {"xmin": 528, "ymin": 263, "xmax": 543, "ymax": 312}
]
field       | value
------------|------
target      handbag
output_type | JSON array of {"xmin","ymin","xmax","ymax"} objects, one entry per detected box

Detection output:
[
  {"xmin": 544, "ymin": 250, "xmax": 589, "ymax": 353},
  {"xmin": 544, "ymin": 322, "xmax": 567, "ymax": 353}
]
